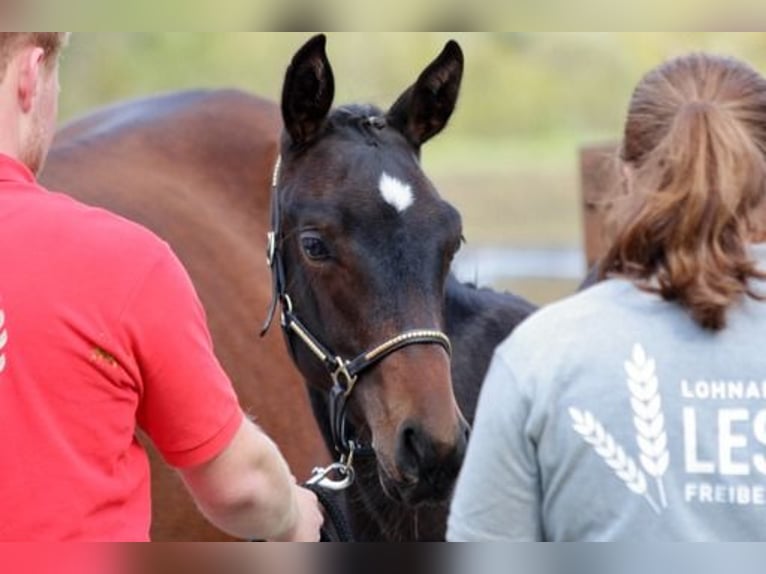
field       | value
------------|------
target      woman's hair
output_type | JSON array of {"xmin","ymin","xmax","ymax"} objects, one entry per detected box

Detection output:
[
  {"xmin": 601, "ymin": 53, "xmax": 766, "ymax": 330},
  {"xmin": 0, "ymin": 33, "xmax": 69, "ymax": 80}
]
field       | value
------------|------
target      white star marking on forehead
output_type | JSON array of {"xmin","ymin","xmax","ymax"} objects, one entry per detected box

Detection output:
[{"xmin": 379, "ymin": 172, "xmax": 414, "ymax": 213}]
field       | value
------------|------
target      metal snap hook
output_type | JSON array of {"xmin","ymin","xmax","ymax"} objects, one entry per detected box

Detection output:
[{"xmin": 306, "ymin": 462, "xmax": 356, "ymax": 491}]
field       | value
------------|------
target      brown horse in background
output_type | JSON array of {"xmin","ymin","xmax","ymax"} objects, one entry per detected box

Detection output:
[
  {"xmin": 41, "ymin": 36, "xmax": 536, "ymax": 540},
  {"xmin": 42, "ymin": 89, "xmax": 326, "ymax": 541}
]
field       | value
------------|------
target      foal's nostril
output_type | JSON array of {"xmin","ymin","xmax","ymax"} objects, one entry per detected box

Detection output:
[
  {"xmin": 397, "ymin": 422, "xmax": 428, "ymax": 481},
  {"xmin": 394, "ymin": 419, "xmax": 468, "ymax": 504},
  {"xmin": 403, "ymin": 425, "xmax": 417, "ymax": 452},
  {"xmin": 396, "ymin": 420, "xmax": 464, "ymax": 481}
]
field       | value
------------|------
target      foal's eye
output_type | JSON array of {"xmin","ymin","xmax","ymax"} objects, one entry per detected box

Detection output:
[{"xmin": 300, "ymin": 233, "xmax": 331, "ymax": 261}]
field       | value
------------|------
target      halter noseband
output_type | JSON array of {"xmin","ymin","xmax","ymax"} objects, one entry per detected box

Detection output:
[{"xmin": 261, "ymin": 154, "xmax": 452, "ymax": 490}]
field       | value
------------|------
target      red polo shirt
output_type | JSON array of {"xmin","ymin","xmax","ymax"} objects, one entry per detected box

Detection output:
[{"xmin": 0, "ymin": 154, "xmax": 242, "ymax": 541}]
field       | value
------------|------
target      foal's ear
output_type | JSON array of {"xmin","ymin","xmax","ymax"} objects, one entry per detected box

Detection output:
[
  {"xmin": 387, "ymin": 40, "xmax": 463, "ymax": 149},
  {"xmin": 281, "ymin": 34, "xmax": 335, "ymax": 146}
]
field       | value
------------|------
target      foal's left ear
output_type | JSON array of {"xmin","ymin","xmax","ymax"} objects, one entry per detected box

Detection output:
[
  {"xmin": 387, "ymin": 40, "xmax": 463, "ymax": 149},
  {"xmin": 281, "ymin": 34, "xmax": 335, "ymax": 147}
]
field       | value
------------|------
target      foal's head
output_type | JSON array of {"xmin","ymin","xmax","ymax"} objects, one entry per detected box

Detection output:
[{"xmin": 276, "ymin": 35, "xmax": 468, "ymax": 505}]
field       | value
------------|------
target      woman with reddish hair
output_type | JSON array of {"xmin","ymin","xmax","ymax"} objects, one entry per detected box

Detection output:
[{"xmin": 449, "ymin": 53, "xmax": 766, "ymax": 541}]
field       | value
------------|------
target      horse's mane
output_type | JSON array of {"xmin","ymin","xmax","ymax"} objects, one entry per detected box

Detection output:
[
  {"xmin": 445, "ymin": 274, "xmax": 536, "ymax": 331},
  {"xmin": 444, "ymin": 274, "xmax": 537, "ymax": 424},
  {"xmin": 326, "ymin": 104, "xmax": 390, "ymax": 146}
]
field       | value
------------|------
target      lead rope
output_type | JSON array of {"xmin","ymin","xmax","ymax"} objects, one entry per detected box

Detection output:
[
  {"xmin": 302, "ymin": 482, "xmax": 355, "ymax": 542},
  {"xmin": 247, "ymin": 476, "xmax": 353, "ymax": 542}
]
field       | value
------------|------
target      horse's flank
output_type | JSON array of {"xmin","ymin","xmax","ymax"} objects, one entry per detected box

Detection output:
[{"xmin": 42, "ymin": 90, "xmax": 331, "ymax": 541}]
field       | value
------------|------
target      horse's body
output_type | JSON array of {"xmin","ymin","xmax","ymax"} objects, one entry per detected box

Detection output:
[
  {"xmin": 41, "ymin": 39, "xmax": 537, "ymax": 541},
  {"xmin": 42, "ymin": 90, "xmax": 331, "ymax": 541},
  {"xmin": 445, "ymin": 277, "xmax": 537, "ymax": 424}
]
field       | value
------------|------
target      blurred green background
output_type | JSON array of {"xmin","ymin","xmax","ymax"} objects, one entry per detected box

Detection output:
[{"xmin": 57, "ymin": 33, "xmax": 766, "ymax": 304}]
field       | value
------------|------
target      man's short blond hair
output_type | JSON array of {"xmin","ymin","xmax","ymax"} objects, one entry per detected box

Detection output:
[{"xmin": 0, "ymin": 32, "xmax": 69, "ymax": 80}]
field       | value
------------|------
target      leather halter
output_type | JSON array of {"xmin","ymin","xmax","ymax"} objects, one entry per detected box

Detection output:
[{"xmin": 261, "ymin": 154, "xmax": 452, "ymax": 488}]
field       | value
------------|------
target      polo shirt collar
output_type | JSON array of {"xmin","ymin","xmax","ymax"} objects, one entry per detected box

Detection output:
[{"xmin": 0, "ymin": 153, "xmax": 36, "ymax": 184}]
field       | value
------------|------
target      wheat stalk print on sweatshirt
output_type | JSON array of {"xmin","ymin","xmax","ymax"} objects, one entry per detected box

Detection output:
[
  {"xmin": 571, "ymin": 344, "xmax": 669, "ymax": 514},
  {"xmin": 570, "ymin": 406, "xmax": 662, "ymax": 514},
  {"xmin": 627, "ymin": 344, "xmax": 670, "ymax": 509}
]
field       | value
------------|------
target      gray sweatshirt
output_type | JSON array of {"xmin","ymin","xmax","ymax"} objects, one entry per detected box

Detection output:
[{"xmin": 448, "ymin": 244, "xmax": 766, "ymax": 541}]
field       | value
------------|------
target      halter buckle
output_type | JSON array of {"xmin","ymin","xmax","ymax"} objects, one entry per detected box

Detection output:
[
  {"xmin": 331, "ymin": 358, "xmax": 358, "ymax": 395},
  {"xmin": 280, "ymin": 295, "xmax": 294, "ymax": 327}
]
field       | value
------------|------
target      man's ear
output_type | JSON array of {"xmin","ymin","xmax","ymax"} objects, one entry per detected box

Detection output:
[{"xmin": 16, "ymin": 47, "xmax": 45, "ymax": 114}]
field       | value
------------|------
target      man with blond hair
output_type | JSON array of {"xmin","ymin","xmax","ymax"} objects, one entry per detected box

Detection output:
[{"xmin": 0, "ymin": 32, "xmax": 323, "ymax": 541}]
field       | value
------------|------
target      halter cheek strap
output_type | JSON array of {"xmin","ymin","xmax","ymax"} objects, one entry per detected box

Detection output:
[
  {"xmin": 260, "ymin": 154, "xmax": 453, "ymax": 490},
  {"xmin": 262, "ymin": 155, "xmax": 284, "ymax": 337}
]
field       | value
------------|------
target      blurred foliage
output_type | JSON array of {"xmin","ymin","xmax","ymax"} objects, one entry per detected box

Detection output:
[
  {"xmin": 52, "ymin": 33, "xmax": 766, "ymax": 302},
  {"xmin": 36, "ymin": 0, "xmax": 766, "ymax": 32},
  {"xmin": 59, "ymin": 33, "xmax": 766, "ymax": 142},
  {"xmin": 54, "ymin": 33, "xmax": 766, "ymax": 276}
]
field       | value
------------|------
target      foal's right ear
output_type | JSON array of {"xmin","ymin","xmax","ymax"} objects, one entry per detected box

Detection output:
[{"xmin": 281, "ymin": 34, "xmax": 335, "ymax": 147}]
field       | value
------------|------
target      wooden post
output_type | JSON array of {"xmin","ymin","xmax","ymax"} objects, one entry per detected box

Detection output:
[{"xmin": 580, "ymin": 142, "xmax": 620, "ymax": 269}]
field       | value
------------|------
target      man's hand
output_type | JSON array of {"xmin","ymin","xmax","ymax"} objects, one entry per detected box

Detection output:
[
  {"xmin": 273, "ymin": 486, "xmax": 324, "ymax": 542},
  {"xmin": 180, "ymin": 417, "xmax": 325, "ymax": 542}
]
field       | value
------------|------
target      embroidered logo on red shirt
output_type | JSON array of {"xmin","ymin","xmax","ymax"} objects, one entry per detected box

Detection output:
[{"xmin": 90, "ymin": 346, "xmax": 117, "ymax": 367}]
